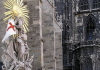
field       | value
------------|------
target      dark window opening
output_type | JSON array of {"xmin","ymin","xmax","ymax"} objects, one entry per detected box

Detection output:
[
  {"xmin": 78, "ymin": 0, "xmax": 89, "ymax": 10},
  {"xmin": 63, "ymin": 24, "xmax": 70, "ymax": 41},
  {"xmin": 85, "ymin": 14, "xmax": 96, "ymax": 40},
  {"xmin": 74, "ymin": 50, "xmax": 81, "ymax": 70},
  {"xmin": 93, "ymin": 0, "xmax": 100, "ymax": 9}
]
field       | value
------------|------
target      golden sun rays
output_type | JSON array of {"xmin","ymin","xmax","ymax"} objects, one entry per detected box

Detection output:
[{"xmin": 4, "ymin": 0, "xmax": 29, "ymax": 32}]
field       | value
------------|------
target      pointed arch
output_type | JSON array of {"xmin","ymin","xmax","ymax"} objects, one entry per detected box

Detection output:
[{"xmin": 85, "ymin": 14, "xmax": 97, "ymax": 40}]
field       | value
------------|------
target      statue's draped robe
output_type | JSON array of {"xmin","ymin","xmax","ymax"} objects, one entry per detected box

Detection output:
[{"xmin": 2, "ymin": 19, "xmax": 33, "ymax": 70}]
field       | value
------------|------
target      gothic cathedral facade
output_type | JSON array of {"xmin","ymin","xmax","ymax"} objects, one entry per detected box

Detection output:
[{"xmin": 55, "ymin": 0, "xmax": 100, "ymax": 70}]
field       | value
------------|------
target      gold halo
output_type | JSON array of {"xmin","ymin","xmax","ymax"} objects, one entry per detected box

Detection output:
[{"xmin": 4, "ymin": 0, "xmax": 29, "ymax": 33}]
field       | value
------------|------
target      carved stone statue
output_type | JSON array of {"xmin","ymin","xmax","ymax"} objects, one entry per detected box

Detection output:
[
  {"xmin": 2, "ymin": 18, "xmax": 34, "ymax": 70},
  {"xmin": 1, "ymin": 0, "xmax": 34, "ymax": 70}
]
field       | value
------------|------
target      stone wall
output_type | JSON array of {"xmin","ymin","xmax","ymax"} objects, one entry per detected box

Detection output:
[
  {"xmin": 0, "ymin": 0, "xmax": 8, "ymax": 60},
  {"xmin": 42, "ymin": 0, "xmax": 63, "ymax": 70}
]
